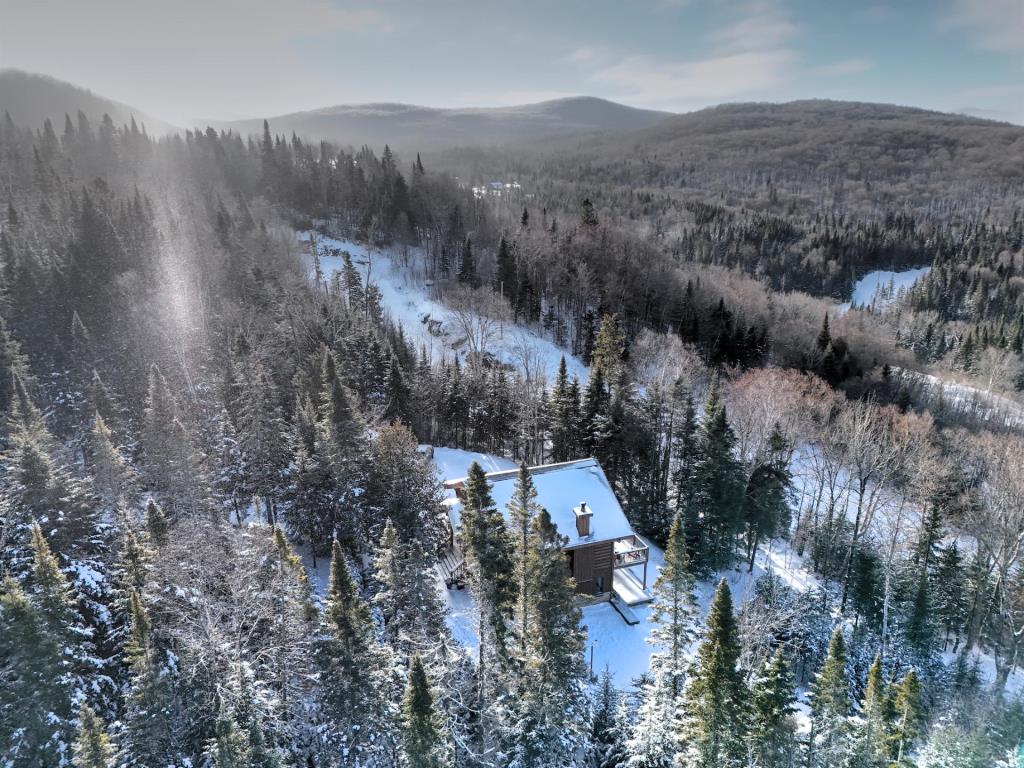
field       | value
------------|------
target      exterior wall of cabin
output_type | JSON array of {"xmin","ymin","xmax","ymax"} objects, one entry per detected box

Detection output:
[{"xmin": 566, "ymin": 540, "xmax": 614, "ymax": 595}]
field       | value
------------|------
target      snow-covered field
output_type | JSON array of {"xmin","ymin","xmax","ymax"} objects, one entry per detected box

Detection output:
[
  {"xmin": 836, "ymin": 266, "xmax": 930, "ymax": 314},
  {"xmin": 298, "ymin": 231, "xmax": 589, "ymax": 384}
]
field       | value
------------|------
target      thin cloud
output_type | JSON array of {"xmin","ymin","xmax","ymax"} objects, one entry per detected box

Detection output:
[
  {"xmin": 943, "ymin": 0, "xmax": 1024, "ymax": 52},
  {"xmin": 0, "ymin": 0, "xmax": 390, "ymax": 123},
  {"xmin": 817, "ymin": 59, "xmax": 874, "ymax": 77},
  {"xmin": 571, "ymin": 1, "xmax": 801, "ymax": 109},
  {"xmin": 710, "ymin": 1, "xmax": 800, "ymax": 52},
  {"xmin": 591, "ymin": 49, "xmax": 798, "ymax": 107}
]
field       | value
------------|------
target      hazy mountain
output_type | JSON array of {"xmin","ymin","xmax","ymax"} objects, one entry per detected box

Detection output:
[
  {"xmin": 0, "ymin": 69, "xmax": 178, "ymax": 136},
  {"xmin": 445, "ymin": 99, "xmax": 1024, "ymax": 219},
  {"xmin": 551, "ymin": 99, "xmax": 1024, "ymax": 185},
  {"xmin": 213, "ymin": 96, "xmax": 672, "ymax": 150}
]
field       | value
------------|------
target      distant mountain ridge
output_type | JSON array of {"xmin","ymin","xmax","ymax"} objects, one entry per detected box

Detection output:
[
  {"xmin": 494, "ymin": 98, "xmax": 1024, "ymax": 211},
  {"xmin": 211, "ymin": 96, "xmax": 673, "ymax": 150},
  {"xmin": 0, "ymin": 69, "xmax": 178, "ymax": 136}
]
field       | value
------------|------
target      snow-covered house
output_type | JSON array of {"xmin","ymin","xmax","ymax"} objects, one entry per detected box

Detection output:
[{"xmin": 441, "ymin": 458, "xmax": 650, "ymax": 598}]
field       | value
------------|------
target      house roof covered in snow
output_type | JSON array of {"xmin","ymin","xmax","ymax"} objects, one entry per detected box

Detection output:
[{"xmin": 444, "ymin": 458, "xmax": 636, "ymax": 548}]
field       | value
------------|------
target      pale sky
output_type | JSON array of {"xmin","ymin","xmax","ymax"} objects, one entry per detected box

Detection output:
[{"xmin": 2, "ymin": 0, "xmax": 1022, "ymax": 126}]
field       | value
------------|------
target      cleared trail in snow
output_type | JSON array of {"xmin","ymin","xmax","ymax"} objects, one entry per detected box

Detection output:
[{"xmin": 298, "ymin": 230, "xmax": 589, "ymax": 384}]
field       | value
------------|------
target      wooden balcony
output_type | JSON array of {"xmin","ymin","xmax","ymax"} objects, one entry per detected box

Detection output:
[{"xmin": 612, "ymin": 535, "xmax": 649, "ymax": 569}]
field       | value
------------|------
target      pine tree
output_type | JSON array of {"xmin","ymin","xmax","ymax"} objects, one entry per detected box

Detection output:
[
  {"xmin": 119, "ymin": 589, "xmax": 174, "ymax": 766},
  {"xmin": 692, "ymin": 376, "xmax": 743, "ymax": 571},
  {"xmin": 494, "ymin": 235, "xmax": 516, "ymax": 295},
  {"xmin": 741, "ymin": 422, "xmax": 792, "ymax": 571},
  {"xmin": 647, "ymin": 513, "xmax": 698, "ymax": 697},
  {"xmin": 0, "ymin": 315, "xmax": 28, "ymax": 415},
  {"xmin": 808, "ymin": 628, "xmax": 852, "ymax": 768},
  {"xmin": 460, "ymin": 462, "xmax": 516, "ymax": 654},
  {"xmin": 402, "ymin": 655, "xmax": 446, "ymax": 768},
  {"xmin": 145, "ymin": 498, "xmax": 169, "ymax": 546},
  {"xmin": 816, "ymin": 314, "xmax": 832, "ymax": 352},
  {"xmin": 582, "ymin": 364, "xmax": 610, "ymax": 457},
  {"xmin": 933, "ymin": 543, "xmax": 967, "ymax": 650},
  {"xmin": 506, "ymin": 509, "xmax": 587, "ymax": 767},
  {"xmin": 73, "ymin": 704, "xmax": 114, "ymax": 768},
  {"xmin": 679, "ymin": 579, "xmax": 748, "ymax": 768},
  {"xmin": 233, "ymin": 357, "xmax": 287, "ymax": 524},
  {"xmin": 508, "ymin": 462, "xmax": 542, "ymax": 662},
  {"xmin": 749, "ymin": 649, "xmax": 797, "ymax": 768},
  {"xmin": 592, "ymin": 314, "xmax": 625, "ymax": 384},
  {"xmin": 548, "ymin": 356, "xmax": 581, "ymax": 462},
  {"xmin": 670, "ymin": 386, "xmax": 700, "ymax": 553},
  {"xmin": 320, "ymin": 539, "xmax": 390, "ymax": 754},
  {"xmin": 623, "ymin": 667, "xmax": 680, "ymax": 767},
  {"xmin": 89, "ymin": 411, "xmax": 132, "ymax": 503},
  {"xmin": 858, "ymin": 654, "xmax": 891, "ymax": 767},
  {"xmin": 373, "ymin": 519, "xmax": 447, "ymax": 656},
  {"xmin": 591, "ymin": 666, "xmax": 620, "ymax": 761},
  {"xmin": 365, "ymin": 422, "xmax": 443, "ymax": 546},
  {"xmin": 0, "ymin": 573, "xmax": 74, "ymax": 766},
  {"xmin": 457, "ymin": 237, "xmax": 480, "ymax": 288},
  {"xmin": 5, "ymin": 402, "xmax": 101, "ymax": 555},
  {"xmin": 889, "ymin": 669, "xmax": 923, "ymax": 764}
]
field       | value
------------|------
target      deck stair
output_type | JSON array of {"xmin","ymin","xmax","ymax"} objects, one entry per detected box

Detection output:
[
  {"xmin": 613, "ymin": 568, "xmax": 653, "ymax": 606},
  {"xmin": 438, "ymin": 546, "xmax": 466, "ymax": 589}
]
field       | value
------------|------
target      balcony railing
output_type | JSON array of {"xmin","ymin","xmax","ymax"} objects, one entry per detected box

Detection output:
[{"xmin": 612, "ymin": 535, "xmax": 649, "ymax": 569}]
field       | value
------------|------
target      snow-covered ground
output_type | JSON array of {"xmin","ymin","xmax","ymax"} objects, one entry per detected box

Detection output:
[
  {"xmin": 894, "ymin": 367, "xmax": 1024, "ymax": 429},
  {"xmin": 836, "ymin": 266, "xmax": 930, "ymax": 314},
  {"xmin": 298, "ymin": 231, "xmax": 589, "ymax": 384},
  {"xmin": 429, "ymin": 447, "xmax": 819, "ymax": 688},
  {"xmin": 429, "ymin": 445, "xmax": 1024, "ymax": 701}
]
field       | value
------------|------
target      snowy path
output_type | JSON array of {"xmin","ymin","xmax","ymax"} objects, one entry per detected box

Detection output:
[{"xmin": 298, "ymin": 231, "xmax": 589, "ymax": 384}]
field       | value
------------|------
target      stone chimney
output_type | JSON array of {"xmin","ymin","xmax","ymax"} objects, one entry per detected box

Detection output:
[{"xmin": 574, "ymin": 501, "xmax": 593, "ymax": 538}]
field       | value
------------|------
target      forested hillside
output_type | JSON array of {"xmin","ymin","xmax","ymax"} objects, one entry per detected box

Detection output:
[
  {"xmin": 214, "ymin": 96, "xmax": 672, "ymax": 152},
  {"xmin": 437, "ymin": 101, "xmax": 1024, "ymax": 301},
  {"xmin": 0, "ymin": 69, "xmax": 177, "ymax": 136},
  {"xmin": 0, "ymin": 83, "xmax": 1022, "ymax": 768}
]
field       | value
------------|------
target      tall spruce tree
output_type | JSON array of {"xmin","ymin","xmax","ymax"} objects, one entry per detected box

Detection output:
[
  {"xmin": 402, "ymin": 655, "xmax": 446, "ymax": 768},
  {"xmin": 320, "ymin": 539, "xmax": 390, "ymax": 757},
  {"xmin": 73, "ymin": 704, "xmax": 115, "ymax": 768},
  {"xmin": 692, "ymin": 376, "xmax": 743, "ymax": 571},
  {"xmin": 749, "ymin": 649, "xmax": 797, "ymax": 768},
  {"xmin": 457, "ymin": 237, "xmax": 480, "ymax": 288},
  {"xmin": 0, "ymin": 572, "xmax": 74, "ymax": 766},
  {"xmin": 679, "ymin": 579, "xmax": 748, "ymax": 768},
  {"xmin": 119, "ymin": 588, "xmax": 174, "ymax": 766},
  {"xmin": 741, "ymin": 422, "xmax": 792, "ymax": 571},
  {"xmin": 507, "ymin": 462, "xmax": 542, "ymax": 663},
  {"xmin": 647, "ymin": 513, "xmax": 698, "ymax": 697},
  {"xmin": 505, "ymin": 509, "xmax": 587, "ymax": 767},
  {"xmin": 890, "ymin": 669, "xmax": 923, "ymax": 764},
  {"xmin": 808, "ymin": 628, "xmax": 852, "ymax": 768},
  {"xmin": 460, "ymin": 462, "xmax": 516, "ymax": 655},
  {"xmin": 858, "ymin": 654, "xmax": 891, "ymax": 767}
]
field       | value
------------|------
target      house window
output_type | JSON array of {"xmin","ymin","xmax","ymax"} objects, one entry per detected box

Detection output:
[
  {"xmin": 594, "ymin": 575, "xmax": 605, "ymax": 594},
  {"xmin": 566, "ymin": 550, "xmax": 575, "ymax": 576}
]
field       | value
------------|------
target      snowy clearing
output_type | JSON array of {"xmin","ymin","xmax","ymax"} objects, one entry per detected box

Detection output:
[
  {"xmin": 298, "ymin": 231, "xmax": 589, "ymax": 384},
  {"xmin": 836, "ymin": 266, "xmax": 930, "ymax": 314}
]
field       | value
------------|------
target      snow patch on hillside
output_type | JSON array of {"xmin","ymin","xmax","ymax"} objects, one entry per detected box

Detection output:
[
  {"xmin": 837, "ymin": 266, "xmax": 930, "ymax": 314},
  {"xmin": 298, "ymin": 231, "xmax": 589, "ymax": 384}
]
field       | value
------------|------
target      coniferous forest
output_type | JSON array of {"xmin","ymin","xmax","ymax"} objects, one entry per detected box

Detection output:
[{"xmin": 1, "ymin": 71, "xmax": 1024, "ymax": 768}]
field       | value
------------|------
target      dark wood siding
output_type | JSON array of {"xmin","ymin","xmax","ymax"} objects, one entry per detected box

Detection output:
[{"xmin": 569, "ymin": 540, "xmax": 614, "ymax": 595}]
